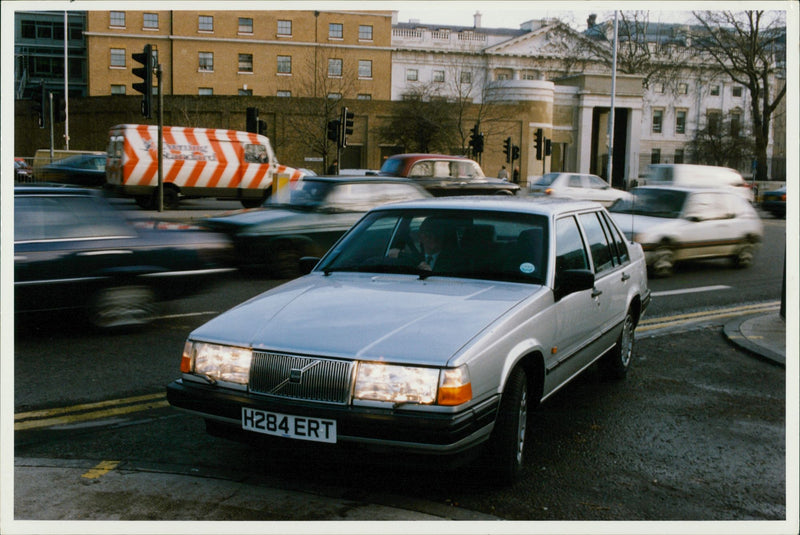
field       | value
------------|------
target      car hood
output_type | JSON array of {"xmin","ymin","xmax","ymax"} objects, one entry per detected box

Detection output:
[{"xmin": 191, "ymin": 273, "xmax": 544, "ymax": 365}]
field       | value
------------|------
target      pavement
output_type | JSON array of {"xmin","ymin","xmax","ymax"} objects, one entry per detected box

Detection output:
[{"xmin": 723, "ymin": 311, "xmax": 787, "ymax": 367}]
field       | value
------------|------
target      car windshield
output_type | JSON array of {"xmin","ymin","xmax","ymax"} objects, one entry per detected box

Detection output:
[
  {"xmin": 318, "ymin": 208, "xmax": 549, "ymax": 284},
  {"xmin": 609, "ymin": 188, "xmax": 688, "ymax": 218},
  {"xmin": 531, "ymin": 173, "xmax": 559, "ymax": 186},
  {"xmin": 379, "ymin": 158, "xmax": 405, "ymax": 175}
]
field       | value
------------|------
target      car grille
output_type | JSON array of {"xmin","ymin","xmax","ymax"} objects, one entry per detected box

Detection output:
[{"xmin": 249, "ymin": 352, "xmax": 354, "ymax": 404}]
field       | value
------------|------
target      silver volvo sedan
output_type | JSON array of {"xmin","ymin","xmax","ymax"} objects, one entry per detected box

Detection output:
[{"xmin": 167, "ymin": 197, "xmax": 650, "ymax": 484}]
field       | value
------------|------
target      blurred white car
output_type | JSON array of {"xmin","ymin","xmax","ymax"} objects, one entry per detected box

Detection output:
[
  {"xmin": 529, "ymin": 173, "xmax": 632, "ymax": 207},
  {"xmin": 609, "ymin": 186, "xmax": 763, "ymax": 277}
]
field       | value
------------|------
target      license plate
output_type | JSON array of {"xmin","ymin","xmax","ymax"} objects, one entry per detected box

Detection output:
[{"xmin": 241, "ymin": 407, "xmax": 336, "ymax": 444}]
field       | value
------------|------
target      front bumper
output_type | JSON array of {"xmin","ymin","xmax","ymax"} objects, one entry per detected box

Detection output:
[{"xmin": 166, "ymin": 379, "xmax": 498, "ymax": 454}]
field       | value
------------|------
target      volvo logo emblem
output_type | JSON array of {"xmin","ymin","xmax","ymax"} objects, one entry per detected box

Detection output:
[{"xmin": 289, "ymin": 368, "xmax": 303, "ymax": 384}]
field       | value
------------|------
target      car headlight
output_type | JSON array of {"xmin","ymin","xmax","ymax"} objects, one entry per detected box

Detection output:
[
  {"xmin": 181, "ymin": 340, "xmax": 252, "ymax": 386},
  {"xmin": 353, "ymin": 363, "xmax": 472, "ymax": 406}
]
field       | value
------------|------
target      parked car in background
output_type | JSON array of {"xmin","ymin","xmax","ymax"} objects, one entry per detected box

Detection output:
[
  {"xmin": 646, "ymin": 163, "xmax": 754, "ymax": 202},
  {"xmin": 760, "ymin": 185, "xmax": 786, "ymax": 218},
  {"xmin": 36, "ymin": 153, "xmax": 107, "ymax": 187},
  {"xmin": 202, "ymin": 175, "xmax": 431, "ymax": 278},
  {"xmin": 15, "ymin": 158, "xmax": 34, "ymax": 182},
  {"xmin": 528, "ymin": 172, "xmax": 632, "ymax": 206},
  {"xmin": 378, "ymin": 153, "xmax": 520, "ymax": 196},
  {"xmin": 14, "ymin": 186, "xmax": 235, "ymax": 329},
  {"xmin": 608, "ymin": 186, "xmax": 762, "ymax": 277},
  {"xmin": 168, "ymin": 196, "xmax": 650, "ymax": 485}
]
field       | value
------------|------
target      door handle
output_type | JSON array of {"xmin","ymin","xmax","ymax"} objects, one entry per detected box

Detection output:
[
  {"xmin": 621, "ymin": 272, "xmax": 631, "ymax": 282},
  {"xmin": 591, "ymin": 288, "xmax": 603, "ymax": 298}
]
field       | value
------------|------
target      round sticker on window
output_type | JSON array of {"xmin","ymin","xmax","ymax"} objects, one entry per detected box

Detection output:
[{"xmin": 519, "ymin": 262, "xmax": 535, "ymax": 274}]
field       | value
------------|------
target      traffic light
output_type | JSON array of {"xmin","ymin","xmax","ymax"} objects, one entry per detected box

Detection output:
[
  {"xmin": 257, "ymin": 119, "xmax": 267, "ymax": 136},
  {"xmin": 468, "ymin": 122, "xmax": 481, "ymax": 154},
  {"xmin": 132, "ymin": 44, "xmax": 153, "ymax": 118},
  {"xmin": 327, "ymin": 119, "xmax": 341, "ymax": 144},
  {"xmin": 340, "ymin": 107, "xmax": 354, "ymax": 148},
  {"xmin": 30, "ymin": 83, "xmax": 45, "ymax": 128},
  {"xmin": 511, "ymin": 145, "xmax": 520, "ymax": 161},
  {"xmin": 53, "ymin": 94, "xmax": 67, "ymax": 123},
  {"xmin": 534, "ymin": 128, "xmax": 543, "ymax": 160},
  {"xmin": 473, "ymin": 133, "xmax": 484, "ymax": 154},
  {"xmin": 545, "ymin": 138, "xmax": 552, "ymax": 157},
  {"xmin": 503, "ymin": 137, "xmax": 512, "ymax": 163},
  {"xmin": 246, "ymin": 107, "xmax": 259, "ymax": 133}
]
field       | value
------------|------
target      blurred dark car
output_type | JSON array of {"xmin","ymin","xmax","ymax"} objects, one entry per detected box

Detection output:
[
  {"xmin": 378, "ymin": 153, "xmax": 520, "ymax": 196},
  {"xmin": 761, "ymin": 185, "xmax": 786, "ymax": 218},
  {"xmin": 202, "ymin": 175, "xmax": 431, "ymax": 278},
  {"xmin": 15, "ymin": 158, "xmax": 34, "ymax": 182},
  {"xmin": 14, "ymin": 186, "xmax": 235, "ymax": 329},
  {"xmin": 37, "ymin": 153, "xmax": 107, "ymax": 187}
]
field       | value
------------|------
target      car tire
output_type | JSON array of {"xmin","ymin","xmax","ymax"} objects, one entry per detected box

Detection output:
[
  {"xmin": 270, "ymin": 243, "xmax": 302, "ymax": 279},
  {"xmin": 651, "ymin": 245, "xmax": 674, "ymax": 278},
  {"xmin": 87, "ymin": 285, "xmax": 157, "ymax": 329},
  {"xmin": 731, "ymin": 242, "xmax": 755, "ymax": 269},
  {"xmin": 135, "ymin": 195, "xmax": 155, "ymax": 209},
  {"xmin": 599, "ymin": 309, "xmax": 635, "ymax": 380},
  {"xmin": 487, "ymin": 365, "xmax": 528, "ymax": 485},
  {"xmin": 162, "ymin": 187, "xmax": 180, "ymax": 210}
]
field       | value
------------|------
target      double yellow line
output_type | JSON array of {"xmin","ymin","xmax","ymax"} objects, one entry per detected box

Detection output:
[
  {"xmin": 639, "ymin": 301, "xmax": 781, "ymax": 333},
  {"xmin": 15, "ymin": 392, "xmax": 169, "ymax": 431}
]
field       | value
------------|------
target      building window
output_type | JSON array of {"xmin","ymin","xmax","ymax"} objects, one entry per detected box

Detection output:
[
  {"xmin": 329, "ymin": 23, "xmax": 343, "ymax": 39},
  {"xmin": 110, "ymin": 11, "xmax": 126, "ymax": 28},
  {"xmin": 359, "ymin": 25, "xmax": 373, "ymax": 40},
  {"xmin": 406, "ymin": 69, "xmax": 418, "ymax": 82},
  {"xmin": 652, "ymin": 109, "xmax": 663, "ymax": 133},
  {"xmin": 277, "ymin": 90, "xmax": 291, "ymax": 97},
  {"xmin": 678, "ymin": 82, "xmax": 688, "ymax": 95},
  {"xmin": 357, "ymin": 94, "xmax": 372, "ymax": 100},
  {"xmin": 110, "ymin": 48, "xmax": 126, "ymax": 68},
  {"xmin": 651, "ymin": 148, "xmax": 661, "ymax": 164},
  {"xmin": 198, "ymin": 15, "xmax": 214, "ymax": 32},
  {"xmin": 238, "ymin": 54, "xmax": 253, "ymax": 73},
  {"xmin": 143, "ymin": 13, "xmax": 158, "ymax": 29},
  {"xmin": 674, "ymin": 149, "xmax": 685, "ymax": 164},
  {"xmin": 710, "ymin": 85, "xmax": 720, "ymax": 96},
  {"xmin": 460, "ymin": 71, "xmax": 472, "ymax": 84},
  {"xmin": 327, "ymin": 92, "xmax": 342, "ymax": 100},
  {"xmin": 707, "ymin": 111, "xmax": 722, "ymax": 136},
  {"xmin": 111, "ymin": 85, "xmax": 126, "ymax": 95},
  {"xmin": 358, "ymin": 60, "xmax": 372, "ymax": 78},
  {"xmin": 199, "ymin": 52, "xmax": 214, "ymax": 72},
  {"xmin": 239, "ymin": 18, "xmax": 253, "ymax": 34},
  {"xmin": 433, "ymin": 70, "xmax": 445, "ymax": 83},
  {"xmin": 277, "ymin": 55, "xmax": 292, "ymax": 74},
  {"xmin": 732, "ymin": 85, "xmax": 743, "ymax": 97},
  {"xmin": 328, "ymin": 58, "xmax": 342, "ymax": 77},
  {"xmin": 199, "ymin": 87, "xmax": 213, "ymax": 96},
  {"xmin": 654, "ymin": 82, "xmax": 665, "ymax": 93},
  {"xmin": 239, "ymin": 88, "xmax": 253, "ymax": 96},
  {"xmin": 277, "ymin": 20, "xmax": 292, "ymax": 36},
  {"xmin": 730, "ymin": 112, "xmax": 741, "ymax": 137},
  {"xmin": 676, "ymin": 110, "xmax": 687, "ymax": 134}
]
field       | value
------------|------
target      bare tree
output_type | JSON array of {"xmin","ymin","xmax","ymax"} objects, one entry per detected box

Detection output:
[
  {"xmin": 689, "ymin": 110, "xmax": 755, "ymax": 169},
  {"xmin": 691, "ymin": 10, "xmax": 786, "ymax": 180},
  {"xmin": 377, "ymin": 84, "xmax": 460, "ymax": 153}
]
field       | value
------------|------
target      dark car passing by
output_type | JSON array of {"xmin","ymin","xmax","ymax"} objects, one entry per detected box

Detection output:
[
  {"xmin": 36, "ymin": 153, "xmax": 107, "ymax": 187},
  {"xmin": 202, "ymin": 175, "xmax": 431, "ymax": 278},
  {"xmin": 378, "ymin": 153, "xmax": 520, "ymax": 196},
  {"xmin": 15, "ymin": 158, "xmax": 34, "ymax": 182},
  {"xmin": 760, "ymin": 185, "xmax": 786, "ymax": 218},
  {"xmin": 14, "ymin": 186, "xmax": 235, "ymax": 329}
]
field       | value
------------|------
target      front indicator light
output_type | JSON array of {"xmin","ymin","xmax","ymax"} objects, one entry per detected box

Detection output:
[{"xmin": 438, "ymin": 365, "xmax": 472, "ymax": 406}]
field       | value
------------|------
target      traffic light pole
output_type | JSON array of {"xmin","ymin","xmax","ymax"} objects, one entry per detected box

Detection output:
[
  {"xmin": 48, "ymin": 92, "xmax": 54, "ymax": 161},
  {"xmin": 157, "ymin": 63, "xmax": 164, "ymax": 212}
]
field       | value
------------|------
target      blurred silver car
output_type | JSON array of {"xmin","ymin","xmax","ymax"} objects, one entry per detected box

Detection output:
[
  {"xmin": 168, "ymin": 197, "xmax": 650, "ymax": 484},
  {"xmin": 609, "ymin": 186, "xmax": 763, "ymax": 277},
  {"xmin": 529, "ymin": 172, "xmax": 631, "ymax": 207}
]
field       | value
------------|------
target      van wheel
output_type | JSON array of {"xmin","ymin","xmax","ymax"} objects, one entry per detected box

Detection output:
[
  {"xmin": 162, "ymin": 187, "xmax": 180, "ymax": 210},
  {"xmin": 486, "ymin": 365, "xmax": 528, "ymax": 485},
  {"xmin": 135, "ymin": 195, "xmax": 154, "ymax": 209}
]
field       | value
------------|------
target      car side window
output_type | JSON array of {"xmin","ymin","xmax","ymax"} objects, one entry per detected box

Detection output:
[
  {"xmin": 587, "ymin": 175, "xmax": 609, "ymax": 189},
  {"xmin": 578, "ymin": 212, "xmax": 615, "ymax": 274},
  {"xmin": 568, "ymin": 175, "xmax": 583, "ymax": 188},
  {"xmin": 599, "ymin": 211, "xmax": 629, "ymax": 265},
  {"xmin": 684, "ymin": 193, "xmax": 727, "ymax": 220},
  {"xmin": 409, "ymin": 161, "xmax": 433, "ymax": 177},
  {"xmin": 15, "ymin": 195, "xmax": 131, "ymax": 242},
  {"xmin": 555, "ymin": 216, "xmax": 589, "ymax": 275}
]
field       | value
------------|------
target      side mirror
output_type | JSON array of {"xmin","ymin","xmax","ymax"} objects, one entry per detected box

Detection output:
[
  {"xmin": 299, "ymin": 256, "xmax": 321, "ymax": 275},
  {"xmin": 555, "ymin": 269, "xmax": 595, "ymax": 301}
]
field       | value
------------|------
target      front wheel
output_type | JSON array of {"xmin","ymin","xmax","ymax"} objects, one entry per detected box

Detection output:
[
  {"xmin": 731, "ymin": 243, "xmax": 755, "ymax": 268},
  {"xmin": 486, "ymin": 365, "xmax": 528, "ymax": 485},
  {"xmin": 87, "ymin": 285, "xmax": 156, "ymax": 329},
  {"xmin": 599, "ymin": 310, "xmax": 635, "ymax": 380}
]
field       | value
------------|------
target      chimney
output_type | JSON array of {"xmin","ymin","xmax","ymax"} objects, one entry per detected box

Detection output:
[
  {"xmin": 474, "ymin": 11, "xmax": 482, "ymax": 28},
  {"xmin": 587, "ymin": 14, "xmax": 597, "ymax": 28}
]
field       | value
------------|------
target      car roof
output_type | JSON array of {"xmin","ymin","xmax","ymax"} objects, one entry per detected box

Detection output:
[
  {"xmin": 301, "ymin": 174, "xmax": 419, "ymax": 184},
  {"xmin": 371, "ymin": 195, "xmax": 602, "ymax": 216},
  {"xmin": 385, "ymin": 153, "xmax": 471, "ymax": 162},
  {"xmin": 634, "ymin": 185, "xmax": 740, "ymax": 194}
]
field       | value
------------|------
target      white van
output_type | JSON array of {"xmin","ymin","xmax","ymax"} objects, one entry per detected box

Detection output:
[{"xmin": 646, "ymin": 164, "xmax": 753, "ymax": 202}]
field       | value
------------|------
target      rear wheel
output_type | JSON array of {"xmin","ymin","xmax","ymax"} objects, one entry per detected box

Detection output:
[
  {"xmin": 270, "ymin": 243, "xmax": 302, "ymax": 279},
  {"xmin": 486, "ymin": 365, "xmax": 528, "ymax": 485},
  {"xmin": 731, "ymin": 242, "xmax": 755, "ymax": 268},
  {"xmin": 599, "ymin": 309, "xmax": 635, "ymax": 380},
  {"xmin": 87, "ymin": 285, "xmax": 156, "ymax": 329},
  {"xmin": 651, "ymin": 245, "xmax": 675, "ymax": 278},
  {"xmin": 135, "ymin": 195, "xmax": 154, "ymax": 209}
]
